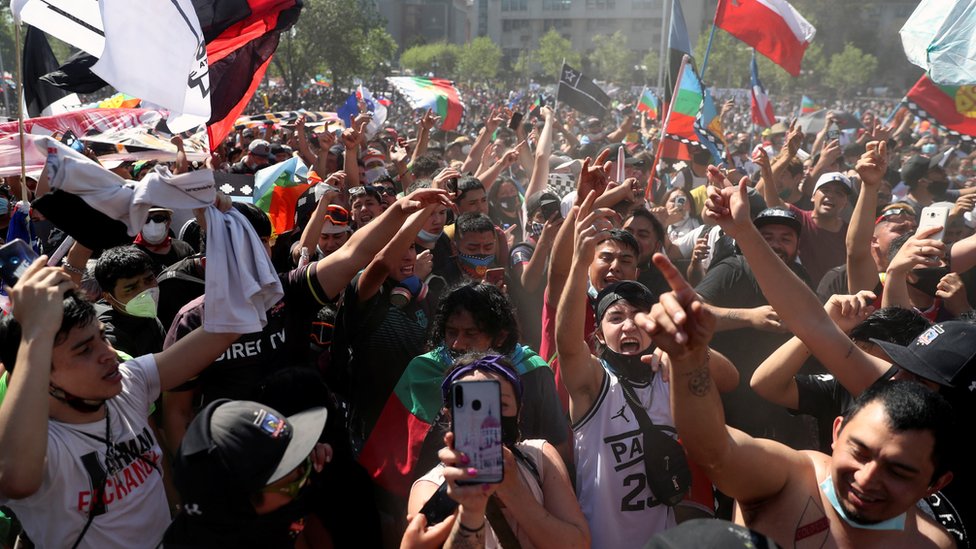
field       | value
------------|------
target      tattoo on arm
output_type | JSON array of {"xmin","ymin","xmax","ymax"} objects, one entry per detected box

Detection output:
[
  {"xmin": 449, "ymin": 518, "xmax": 486, "ymax": 549},
  {"xmin": 686, "ymin": 366, "xmax": 712, "ymax": 397},
  {"xmin": 844, "ymin": 343, "xmax": 855, "ymax": 359},
  {"xmin": 723, "ymin": 310, "xmax": 740, "ymax": 321}
]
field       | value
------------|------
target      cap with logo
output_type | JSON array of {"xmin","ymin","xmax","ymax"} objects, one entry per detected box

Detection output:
[
  {"xmin": 248, "ymin": 139, "xmax": 272, "ymax": 158},
  {"xmin": 753, "ymin": 207, "xmax": 802, "ymax": 236},
  {"xmin": 872, "ymin": 321, "xmax": 976, "ymax": 392}
]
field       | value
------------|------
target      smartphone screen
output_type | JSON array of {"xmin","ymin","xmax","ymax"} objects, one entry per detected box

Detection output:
[
  {"xmin": 0, "ymin": 239, "xmax": 39, "ymax": 288},
  {"xmin": 484, "ymin": 267, "xmax": 505, "ymax": 286},
  {"xmin": 451, "ymin": 379, "xmax": 504, "ymax": 484}
]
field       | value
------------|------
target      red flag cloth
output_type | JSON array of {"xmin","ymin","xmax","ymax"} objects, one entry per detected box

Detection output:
[
  {"xmin": 715, "ymin": 0, "xmax": 816, "ymax": 76},
  {"xmin": 905, "ymin": 75, "xmax": 976, "ymax": 140},
  {"xmin": 203, "ymin": 0, "xmax": 302, "ymax": 150}
]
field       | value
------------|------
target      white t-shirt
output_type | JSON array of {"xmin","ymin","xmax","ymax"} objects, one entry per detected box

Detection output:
[
  {"xmin": 1, "ymin": 355, "xmax": 170, "ymax": 548},
  {"xmin": 672, "ymin": 170, "xmax": 707, "ymax": 190},
  {"xmin": 573, "ymin": 365, "xmax": 677, "ymax": 549}
]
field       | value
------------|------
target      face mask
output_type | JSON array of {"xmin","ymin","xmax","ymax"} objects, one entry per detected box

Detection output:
[
  {"xmin": 927, "ymin": 180, "xmax": 949, "ymax": 196},
  {"xmin": 528, "ymin": 222, "xmax": 544, "ymax": 239},
  {"xmin": 364, "ymin": 166, "xmax": 389, "ymax": 184},
  {"xmin": 501, "ymin": 415, "xmax": 520, "ymax": 446},
  {"xmin": 600, "ymin": 346, "xmax": 653, "ymax": 384},
  {"xmin": 458, "ymin": 253, "xmax": 495, "ymax": 278},
  {"xmin": 118, "ymin": 287, "xmax": 160, "ymax": 318},
  {"xmin": 417, "ymin": 228, "xmax": 443, "ymax": 244},
  {"xmin": 819, "ymin": 476, "xmax": 906, "ymax": 531},
  {"xmin": 921, "ymin": 143, "xmax": 937, "ymax": 155},
  {"xmin": 141, "ymin": 221, "xmax": 169, "ymax": 244},
  {"xmin": 0, "ymin": 197, "xmax": 8, "ymax": 213},
  {"xmin": 908, "ymin": 265, "xmax": 949, "ymax": 296},
  {"xmin": 498, "ymin": 198, "xmax": 517, "ymax": 211}
]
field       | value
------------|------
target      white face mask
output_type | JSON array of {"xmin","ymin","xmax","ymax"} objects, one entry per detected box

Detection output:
[
  {"xmin": 115, "ymin": 287, "xmax": 160, "ymax": 318},
  {"xmin": 141, "ymin": 221, "xmax": 169, "ymax": 244},
  {"xmin": 364, "ymin": 166, "xmax": 389, "ymax": 184}
]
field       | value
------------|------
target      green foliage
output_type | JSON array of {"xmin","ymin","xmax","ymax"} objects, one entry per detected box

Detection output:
[
  {"xmin": 588, "ymin": 31, "xmax": 635, "ymax": 84},
  {"xmin": 399, "ymin": 42, "xmax": 461, "ymax": 77},
  {"xmin": 756, "ymin": 42, "xmax": 826, "ymax": 95},
  {"xmin": 825, "ymin": 43, "xmax": 877, "ymax": 95},
  {"xmin": 693, "ymin": 29, "xmax": 750, "ymax": 88},
  {"xmin": 641, "ymin": 50, "xmax": 660, "ymax": 84},
  {"xmin": 271, "ymin": 0, "xmax": 398, "ymax": 93},
  {"xmin": 456, "ymin": 36, "xmax": 503, "ymax": 82},
  {"xmin": 536, "ymin": 29, "xmax": 581, "ymax": 80}
]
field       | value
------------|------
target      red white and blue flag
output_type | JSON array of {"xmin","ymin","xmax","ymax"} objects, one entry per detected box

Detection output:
[{"xmin": 750, "ymin": 51, "xmax": 775, "ymax": 128}]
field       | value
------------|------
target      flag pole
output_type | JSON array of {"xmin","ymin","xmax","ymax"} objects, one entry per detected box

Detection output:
[
  {"xmin": 699, "ymin": 1, "xmax": 722, "ymax": 81},
  {"xmin": 14, "ymin": 21, "xmax": 28, "ymax": 205},
  {"xmin": 656, "ymin": 0, "xmax": 671, "ymax": 90},
  {"xmin": 554, "ymin": 58, "xmax": 565, "ymax": 113},
  {"xmin": 646, "ymin": 55, "xmax": 690, "ymax": 203}
]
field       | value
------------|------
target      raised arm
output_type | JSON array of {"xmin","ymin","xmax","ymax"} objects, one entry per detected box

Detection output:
[
  {"xmin": 291, "ymin": 172, "xmax": 344, "ymax": 265},
  {"xmin": 171, "ymin": 136, "xmax": 189, "ymax": 175},
  {"xmin": 475, "ymin": 143, "xmax": 522, "ymax": 191},
  {"xmin": 411, "ymin": 109, "xmax": 439, "ymax": 163},
  {"xmin": 525, "ymin": 106, "xmax": 555, "ymax": 199},
  {"xmin": 356, "ymin": 206, "xmax": 433, "ymax": 302},
  {"xmin": 703, "ymin": 172, "xmax": 890, "ymax": 396},
  {"xmin": 0, "ymin": 259, "xmax": 73, "ymax": 498},
  {"xmin": 294, "ymin": 115, "xmax": 319, "ymax": 167},
  {"xmin": 755, "ymin": 146, "xmax": 785, "ymax": 209},
  {"xmin": 881, "ymin": 226, "xmax": 946, "ymax": 310},
  {"xmin": 462, "ymin": 108, "xmax": 508, "ymax": 175},
  {"xmin": 637, "ymin": 253, "xmax": 802, "ymax": 505},
  {"xmin": 847, "ymin": 141, "xmax": 886, "ymax": 293},
  {"xmin": 314, "ymin": 188, "xmax": 453, "ymax": 300},
  {"xmin": 555, "ymin": 192, "xmax": 617, "ymax": 422},
  {"xmin": 517, "ymin": 214, "xmax": 562, "ymax": 293},
  {"xmin": 341, "ymin": 127, "xmax": 362, "ymax": 188}
]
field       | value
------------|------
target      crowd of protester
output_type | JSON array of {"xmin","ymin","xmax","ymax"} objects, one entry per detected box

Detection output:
[{"xmin": 0, "ymin": 73, "xmax": 974, "ymax": 549}]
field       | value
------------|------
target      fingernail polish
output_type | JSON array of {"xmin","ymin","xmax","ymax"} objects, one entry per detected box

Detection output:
[{"xmin": 467, "ymin": 468, "xmax": 478, "ymax": 476}]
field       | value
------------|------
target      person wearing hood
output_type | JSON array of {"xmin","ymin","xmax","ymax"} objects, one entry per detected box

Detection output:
[
  {"xmin": 93, "ymin": 246, "xmax": 166, "ymax": 357},
  {"xmin": 134, "ymin": 207, "xmax": 195, "ymax": 273},
  {"xmin": 555, "ymin": 194, "xmax": 737, "ymax": 548}
]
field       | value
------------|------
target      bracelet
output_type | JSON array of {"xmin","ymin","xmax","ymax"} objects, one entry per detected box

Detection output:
[
  {"xmin": 458, "ymin": 520, "xmax": 485, "ymax": 534},
  {"xmin": 61, "ymin": 261, "xmax": 85, "ymax": 275}
]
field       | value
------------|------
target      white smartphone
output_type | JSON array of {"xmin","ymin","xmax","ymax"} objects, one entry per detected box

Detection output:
[
  {"xmin": 451, "ymin": 379, "xmax": 504, "ymax": 485},
  {"xmin": 917, "ymin": 205, "xmax": 950, "ymax": 242}
]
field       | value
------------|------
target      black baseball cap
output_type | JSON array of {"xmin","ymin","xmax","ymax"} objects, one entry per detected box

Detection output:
[
  {"xmin": 753, "ymin": 207, "xmax": 801, "ymax": 236},
  {"xmin": 872, "ymin": 321, "xmax": 976, "ymax": 390},
  {"xmin": 525, "ymin": 190, "xmax": 560, "ymax": 217},
  {"xmin": 177, "ymin": 399, "xmax": 327, "ymax": 494},
  {"xmin": 595, "ymin": 281, "xmax": 657, "ymax": 322},
  {"xmin": 900, "ymin": 154, "xmax": 940, "ymax": 186}
]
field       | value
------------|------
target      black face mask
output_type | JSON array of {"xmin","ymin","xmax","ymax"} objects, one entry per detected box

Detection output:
[
  {"xmin": 928, "ymin": 180, "xmax": 949, "ymax": 196},
  {"xmin": 601, "ymin": 346, "xmax": 654, "ymax": 384},
  {"xmin": 909, "ymin": 265, "xmax": 949, "ymax": 296},
  {"xmin": 501, "ymin": 415, "xmax": 520, "ymax": 446}
]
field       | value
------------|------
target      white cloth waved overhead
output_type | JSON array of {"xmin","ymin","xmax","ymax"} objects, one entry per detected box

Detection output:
[{"xmin": 203, "ymin": 206, "xmax": 283, "ymax": 333}]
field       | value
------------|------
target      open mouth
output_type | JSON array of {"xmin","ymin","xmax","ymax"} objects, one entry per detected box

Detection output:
[
  {"xmin": 103, "ymin": 366, "xmax": 122, "ymax": 382},
  {"xmin": 619, "ymin": 339, "xmax": 642, "ymax": 354},
  {"xmin": 401, "ymin": 264, "xmax": 415, "ymax": 277},
  {"xmin": 848, "ymin": 486, "xmax": 883, "ymax": 506}
]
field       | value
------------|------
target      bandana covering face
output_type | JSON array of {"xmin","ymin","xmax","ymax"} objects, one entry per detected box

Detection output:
[
  {"xmin": 458, "ymin": 253, "xmax": 494, "ymax": 278},
  {"xmin": 819, "ymin": 476, "xmax": 906, "ymax": 531}
]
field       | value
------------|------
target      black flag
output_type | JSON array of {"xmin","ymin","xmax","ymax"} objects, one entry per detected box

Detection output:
[
  {"xmin": 23, "ymin": 26, "xmax": 72, "ymax": 117},
  {"xmin": 557, "ymin": 63, "xmax": 610, "ymax": 118},
  {"xmin": 40, "ymin": 50, "xmax": 108, "ymax": 95}
]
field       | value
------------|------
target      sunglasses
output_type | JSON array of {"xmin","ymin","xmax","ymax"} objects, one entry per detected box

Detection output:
[
  {"xmin": 263, "ymin": 456, "xmax": 312, "ymax": 499},
  {"xmin": 349, "ymin": 185, "xmax": 394, "ymax": 198},
  {"xmin": 147, "ymin": 214, "xmax": 171, "ymax": 223},
  {"xmin": 323, "ymin": 206, "xmax": 350, "ymax": 226}
]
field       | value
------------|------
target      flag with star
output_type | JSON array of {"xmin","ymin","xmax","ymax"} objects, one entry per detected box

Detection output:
[{"xmin": 557, "ymin": 63, "xmax": 610, "ymax": 118}]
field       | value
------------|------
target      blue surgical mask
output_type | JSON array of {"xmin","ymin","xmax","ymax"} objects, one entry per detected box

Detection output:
[
  {"xmin": 819, "ymin": 476, "xmax": 906, "ymax": 531},
  {"xmin": 417, "ymin": 228, "xmax": 443, "ymax": 244}
]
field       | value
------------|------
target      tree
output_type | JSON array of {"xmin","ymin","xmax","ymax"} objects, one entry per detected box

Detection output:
[
  {"xmin": 641, "ymin": 50, "xmax": 660, "ymax": 84},
  {"xmin": 271, "ymin": 0, "xmax": 397, "ymax": 94},
  {"xmin": 589, "ymin": 31, "xmax": 635, "ymax": 84},
  {"xmin": 456, "ymin": 36, "xmax": 502, "ymax": 82},
  {"xmin": 825, "ymin": 43, "xmax": 877, "ymax": 96},
  {"xmin": 693, "ymin": 29, "xmax": 750, "ymax": 88},
  {"xmin": 399, "ymin": 42, "xmax": 461, "ymax": 77},
  {"xmin": 536, "ymin": 29, "xmax": 581, "ymax": 80}
]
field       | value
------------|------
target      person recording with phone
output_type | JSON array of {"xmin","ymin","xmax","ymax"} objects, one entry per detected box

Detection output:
[{"xmin": 405, "ymin": 353, "xmax": 589, "ymax": 549}]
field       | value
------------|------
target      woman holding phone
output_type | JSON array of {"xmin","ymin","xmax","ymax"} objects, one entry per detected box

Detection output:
[{"xmin": 404, "ymin": 353, "xmax": 590, "ymax": 549}]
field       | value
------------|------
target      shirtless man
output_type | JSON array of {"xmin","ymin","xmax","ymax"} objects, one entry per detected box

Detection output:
[{"xmin": 638, "ymin": 251, "xmax": 956, "ymax": 548}]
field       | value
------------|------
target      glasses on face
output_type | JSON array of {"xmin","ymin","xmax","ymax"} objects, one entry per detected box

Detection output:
[
  {"xmin": 350, "ymin": 185, "xmax": 394, "ymax": 198},
  {"xmin": 263, "ymin": 456, "xmax": 312, "ymax": 499},
  {"xmin": 323, "ymin": 205, "xmax": 350, "ymax": 226},
  {"xmin": 147, "ymin": 214, "xmax": 170, "ymax": 224}
]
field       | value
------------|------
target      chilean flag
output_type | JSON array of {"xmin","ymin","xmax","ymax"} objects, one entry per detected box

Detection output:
[
  {"xmin": 715, "ymin": 0, "xmax": 816, "ymax": 76},
  {"xmin": 750, "ymin": 51, "xmax": 775, "ymax": 128}
]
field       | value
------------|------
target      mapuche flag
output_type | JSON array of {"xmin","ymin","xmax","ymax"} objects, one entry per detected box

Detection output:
[
  {"xmin": 715, "ymin": 0, "xmax": 816, "ymax": 76},
  {"xmin": 557, "ymin": 63, "xmax": 610, "ymax": 118},
  {"xmin": 387, "ymin": 76, "xmax": 465, "ymax": 131},
  {"xmin": 252, "ymin": 156, "xmax": 311, "ymax": 235},
  {"xmin": 801, "ymin": 95, "xmax": 821, "ymax": 115},
  {"xmin": 904, "ymin": 75, "xmax": 976, "ymax": 141},
  {"xmin": 637, "ymin": 88, "xmax": 660, "ymax": 119}
]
